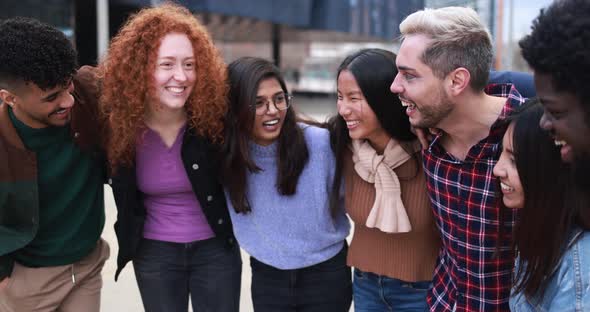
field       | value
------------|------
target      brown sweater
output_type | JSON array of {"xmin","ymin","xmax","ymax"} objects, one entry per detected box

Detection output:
[{"xmin": 344, "ymin": 148, "xmax": 441, "ymax": 282}]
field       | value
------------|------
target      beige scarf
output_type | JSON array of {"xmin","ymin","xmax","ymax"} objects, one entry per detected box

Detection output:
[{"xmin": 351, "ymin": 139, "xmax": 420, "ymax": 233}]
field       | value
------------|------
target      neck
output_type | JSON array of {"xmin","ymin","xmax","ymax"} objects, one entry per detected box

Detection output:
[
  {"xmin": 144, "ymin": 105, "xmax": 187, "ymax": 132},
  {"xmin": 438, "ymin": 91, "xmax": 506, "ymax": 149},
  {"xmin": 368, "ymin": 133, "xmax": 393, "ymax": 154}
]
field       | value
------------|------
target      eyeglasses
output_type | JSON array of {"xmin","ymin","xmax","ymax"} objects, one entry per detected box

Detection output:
[{"xmin": 252, "ymin": 93, "xmax": 293, "ymax": 115}]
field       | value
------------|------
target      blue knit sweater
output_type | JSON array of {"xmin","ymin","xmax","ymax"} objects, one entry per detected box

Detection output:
[{"xmin": 226, "ymin": 124, "xmax": 350, "ymax": 269}]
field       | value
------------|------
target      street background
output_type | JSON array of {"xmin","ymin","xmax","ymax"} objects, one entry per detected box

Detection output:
[{"xmin": 1, "ymin": 0, "xmax": 554, "ymax": 310}]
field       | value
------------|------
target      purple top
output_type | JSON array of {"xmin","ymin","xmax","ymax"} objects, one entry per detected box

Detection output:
[{"xmin": 136, "ymin": 125, "xmax": 214, "ymax": 243}]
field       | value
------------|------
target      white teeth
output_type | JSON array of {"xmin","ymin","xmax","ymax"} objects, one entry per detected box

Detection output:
[
  {"xmin": 500, "ymin": 182, "xmax": 514, "ymax": 192},
  {"xmin": 263, "ymin": 119, "xmax": 279, "ymax": 126},
  {"xmin": 56, "ymin": 109, "xmax": 67, "ymax": 114},
  {"xmin": 346, "ymin": 120, "xmax": 360, "ymax": 127},
  {"xmin": 554, "ymin": 140, "xmax": 567, "ymax": 147},
  {"xmin": 166, "ymin": 86, "xmax": 185, "ymax": 93},
  {"xmin": 401, "ymin": 100, "xmax": 415, "ymax": 109}
]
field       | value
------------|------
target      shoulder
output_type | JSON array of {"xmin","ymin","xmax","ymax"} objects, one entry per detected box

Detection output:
[
  {"xmin": 299, "ymin": 123, "xmax": 330, "ymax": 149},
  {"xmin": 571, "ymin": 230, "xmax": 590, "ymax": 264},
  {"xmin": 74, "ymin": 66, "xmax": 100, "ymax": 99},
  {"xmin": 488, "ymin": 70, "xmax": 536, "ymax": 98},
  {"xmin": 556, "ymin": 229, "xmax": 590, "ymax": 278}
]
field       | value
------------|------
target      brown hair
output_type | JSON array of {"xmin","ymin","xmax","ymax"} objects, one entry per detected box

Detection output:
[{"xmin": 99, "ymin": 3, "xmax": 228, "ymax": 171}]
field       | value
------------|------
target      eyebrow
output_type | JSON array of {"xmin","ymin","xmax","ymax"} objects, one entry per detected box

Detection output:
[
  {"xmin": 256, "ymin": 91, "xmax": 284, "ymax": 98},
  {"xmin": 538, "ymin": 97, "xmax": 556, "ymax": 106},
  {"xmin": 157, "ymin": 56, "xmax": 195, "ymax": 61},
  {"xmin": 41, "ymin": 77, "xmax": 72, "ymax": 102},
  {"xmin": 397, "ymin": 65, "xmax": 416, "ymax": 72},
  {"xmin": 41, "ymin": 91, "xmax": 60, "ymax": 102},
  {"xmin": 337, "ymin": 89, "xmax": 362, "ymax": 96}
]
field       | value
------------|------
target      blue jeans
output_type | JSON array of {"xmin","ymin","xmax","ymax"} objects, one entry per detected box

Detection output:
[
  {"xmin": 353, "ymin": 268, "xmax": 430, "ymax": 312},
  {"xmin": 133, "ymin": 237, "xmax": 242, "ymax": 312},
  {"xmin": 250, "ymin": 244, "xmax": 352, "ymax": 312}
]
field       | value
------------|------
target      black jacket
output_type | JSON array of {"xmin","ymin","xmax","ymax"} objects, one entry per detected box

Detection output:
[{"xmin": 108, "ymin": 129, "xmax": 235, "ymax": 281}]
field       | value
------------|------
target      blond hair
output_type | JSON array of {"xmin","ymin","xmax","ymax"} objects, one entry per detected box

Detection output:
[{"xmin": 400, "ymin": 6, "xmax": 493, "ymax": 90}]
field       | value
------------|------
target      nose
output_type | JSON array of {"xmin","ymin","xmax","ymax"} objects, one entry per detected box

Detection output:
[
  {"xmin": 492, "ymin": 159, "xmax": 505, "ymax": 179},
  {"xmin": 337, "ymin": 100, "xmax": 351, "ymax": 117},
  {"xmin": 390, "ymin": 73, "xmax": 403, "ymax": 94},
  {"xmin": 266, "ymin": 100, "xmax": 279, "ymax": 115},
  {"xmin": 60, "ymin": 82, "xmax": 75, "ymax": 109},
  {"xmin": 539, "ymin": 111, "xmax": 552, "ymax": 131},
  {"xmin": 173, "ymin": 65, "xmax": 188, "ymax": 81}
]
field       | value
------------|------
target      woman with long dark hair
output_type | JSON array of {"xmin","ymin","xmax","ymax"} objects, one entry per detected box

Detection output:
[
  {"xmin": 221, "ymin": 57, "xmax": 351, "ymax": 311},
  {"xmin": 493, "ymin": 99, "xmax": 590, "ymax": 311},
  {"xmin": 329, "ymin": 48, "xmax": 440, "ymax": 311},
  {"xmin": 100, "ymin": 4, "xmax": 241, "ymax": 311}
]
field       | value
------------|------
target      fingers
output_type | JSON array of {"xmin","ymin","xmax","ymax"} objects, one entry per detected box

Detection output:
[
  {"xmin": 0, "ymin": 277, "xmax": 9, "ymax": 292},
  {"xmin": 412, "ymin": 127, "xmax": 430, "ymax": 150},
  {"xmin": 412, "ymin": 127, "xmax": 441, "ymax": 150}
]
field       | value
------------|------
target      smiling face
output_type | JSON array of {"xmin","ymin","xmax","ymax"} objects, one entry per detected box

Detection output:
[
  {"xmin": 151, "ymin": 32, "xmax": 196, "ymax": 112},
  {"xmin": 493, "ymin": 123, "xmax": 525, "ymax": 209},
  {"xmin": 0, "ymin": 79, "xmax": 75, "ymax": 129},
  {"xmin": 389, "ymin": 34, "xmax": 453, "ymax": 129},
  {"xmin": 536, "ymin": 72, "xmax": 590, "ymax": 164},
  {"xmin": 250, "ymin": 77, "xmax": 287, "ymax": 146},
  {"xmin": 337, "ymin": 70, "xmax": 390, "ymax": 151}
]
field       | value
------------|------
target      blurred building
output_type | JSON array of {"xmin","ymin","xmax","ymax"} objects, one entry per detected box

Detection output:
[
  {"xmin": 1, "ymin": 0, "xmax": 422, "ymax": 65},
  {"xmin": 425, "ymin": 0, "xmax": 495, "ymax": 38}
]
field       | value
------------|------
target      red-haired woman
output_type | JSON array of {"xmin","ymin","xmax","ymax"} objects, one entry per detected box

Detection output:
[{"xmin": 99, "ymin": 4, "xmax": 240, "ymax": 311}]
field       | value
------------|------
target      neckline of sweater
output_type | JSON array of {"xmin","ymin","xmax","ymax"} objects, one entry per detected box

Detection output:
[{"xmin": 249, "ymin": 140, "xmax": 278, "ymax": 158}]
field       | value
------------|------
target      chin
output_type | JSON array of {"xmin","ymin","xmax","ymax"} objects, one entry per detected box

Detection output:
[
  {"xmin": 503, "ymin": 199, "xmax": 523, "ymax": 209},
  {"xmin": 348, "ymin": 132, "xmax": 362, "ymax": 140}
]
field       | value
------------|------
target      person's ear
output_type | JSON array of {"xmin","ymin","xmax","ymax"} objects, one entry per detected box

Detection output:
[
  {"xmin": 0, "ymin": 89, "xmax": 17, "ymax": 107},
  {"xmin": 446, "ymin": 67, "xmax": 470, "ymax": 96}
]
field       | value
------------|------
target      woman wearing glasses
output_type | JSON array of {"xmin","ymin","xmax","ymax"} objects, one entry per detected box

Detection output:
[{"xmin": 221, "ymin": 57, "xmax": 351, "ymax": 311}]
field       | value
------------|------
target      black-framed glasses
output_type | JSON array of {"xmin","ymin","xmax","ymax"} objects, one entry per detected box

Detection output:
[{"xmin": 252, "ymin": 93, "xmax": 293, "ymax": 115}]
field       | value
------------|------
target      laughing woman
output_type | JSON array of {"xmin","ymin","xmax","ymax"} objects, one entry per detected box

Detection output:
[
  {"xmin": 329, "ymin": 49, "xmax": 440, "ymax": 312},
  {"xmin": 493, "ymin": 100, "xmax": 590, "ymax": 311},
  {"xmin": 221, "ymin": 57, "xmax": 351, "ymax": 312},
  {"xmin": 99, "ymin": 5, "xmax": 240, "ymax": 312}
]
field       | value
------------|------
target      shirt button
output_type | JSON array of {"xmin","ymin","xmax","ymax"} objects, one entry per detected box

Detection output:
[
  {"xmin": 73, "ymin": 132, "xmax": 80, "ymax": 138},
  {"xmin": 228, "ymin": 238, "xmax": 234, "ymax": 244},
  {"xmin": 192, "ymin": 163, "xmax": 199, "ymax": 170},
  {"xmin": 207, "ymin": 195, "xmax": 213, "ymax": 202},
  {"xmin": 217, "ymin": 218, "xmax": 223, "ymax": 225},
  {"xmin": 108, "ymin": 178, "xmax": 113, "ymax": 185}
]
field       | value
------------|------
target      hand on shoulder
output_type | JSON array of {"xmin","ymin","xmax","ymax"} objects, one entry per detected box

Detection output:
[{"xmin": 0, "ymin": 277, "xmax": 9, "ymax": 292}]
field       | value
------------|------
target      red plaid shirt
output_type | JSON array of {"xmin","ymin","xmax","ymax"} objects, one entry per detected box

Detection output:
[{"xmin": 424, "ymin": 84, "xmax": 525, "ymax": 312}]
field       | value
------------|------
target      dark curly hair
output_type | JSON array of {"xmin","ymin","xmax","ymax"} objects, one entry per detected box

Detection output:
[
  {"xmin": 520, "ymin": 0, "xmax": 590, "ymax": 116},
  {"xmin": 0, "ymin": 17, "xmax": 77, "ymax": 90},
  {"xmin": 100, "ymin": 3, "xmax": 228, "ymax": 172}
]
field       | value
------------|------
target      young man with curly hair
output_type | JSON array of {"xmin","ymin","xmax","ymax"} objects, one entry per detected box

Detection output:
[
  {"xmin": 0, "ymin": 17, "xmax": 107, "ymax": 312},
  {"xmin": 520, "ymin": 0, "xmax": 590, "ymax": 193}
]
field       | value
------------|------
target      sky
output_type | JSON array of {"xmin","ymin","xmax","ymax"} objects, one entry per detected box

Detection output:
[{"xmin": 507, "ymin": 0, "xmax": 554, "ymax": 42}]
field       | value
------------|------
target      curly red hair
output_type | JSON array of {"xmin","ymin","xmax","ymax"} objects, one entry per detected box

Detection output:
[{"xmin": 99, "ymin": 3, "xmax": 227, "ymax": 171}]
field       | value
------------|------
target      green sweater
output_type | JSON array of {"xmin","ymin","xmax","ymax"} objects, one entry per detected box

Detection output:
[{"xmin": 8, "ymin": 108, "xmax": 104, "ymax": 267}]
